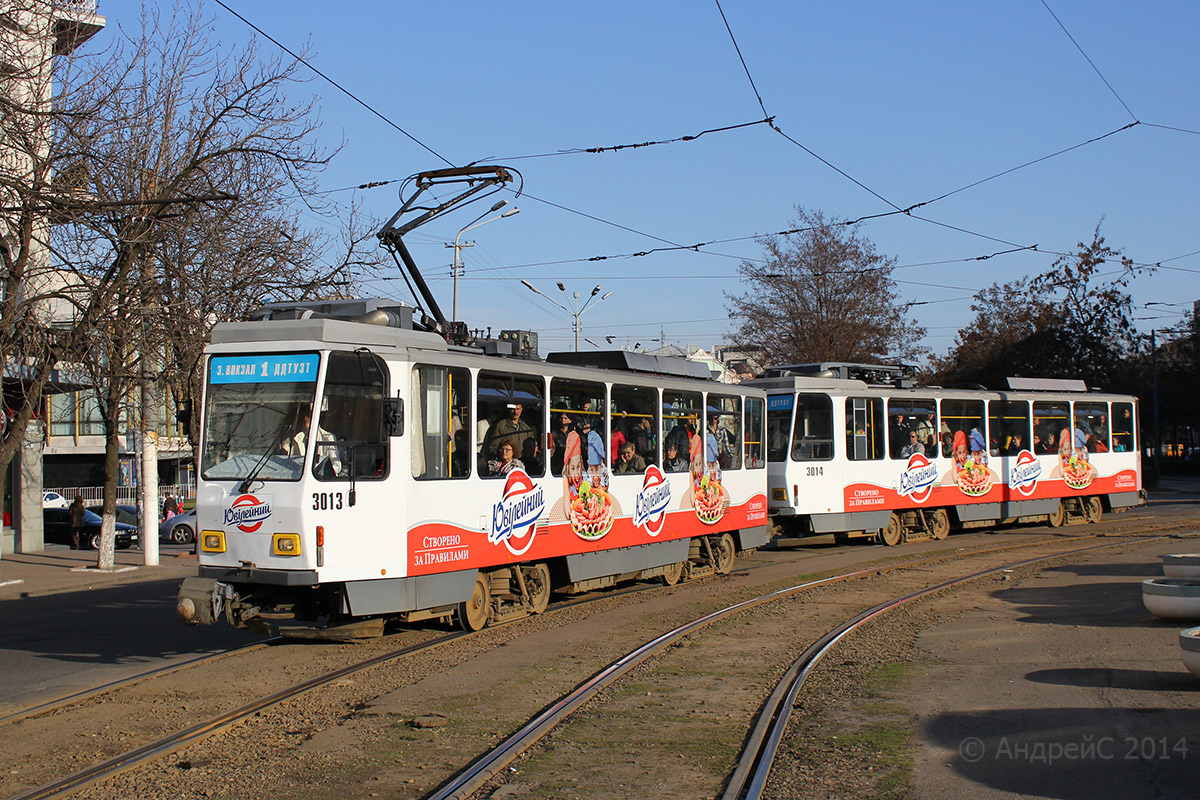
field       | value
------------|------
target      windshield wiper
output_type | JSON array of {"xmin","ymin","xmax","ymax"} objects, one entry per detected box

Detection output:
[{"xmin": 236, "ymin": 427, "xmax": 292, "ymax": 494}]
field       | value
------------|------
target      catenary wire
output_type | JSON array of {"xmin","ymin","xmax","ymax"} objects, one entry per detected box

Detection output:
[
  {"xmin": 1040, "ymin": 0, "xmax": 1138, "ymax": 122},
  {"xmin": 211, "ymin": 0, "xmax": 454, "ymax": 167}
]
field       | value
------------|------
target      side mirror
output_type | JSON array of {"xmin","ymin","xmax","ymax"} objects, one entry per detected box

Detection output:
[{"xmin": 384, "ymin": 396, "xmax": 404, "ymax": 437}]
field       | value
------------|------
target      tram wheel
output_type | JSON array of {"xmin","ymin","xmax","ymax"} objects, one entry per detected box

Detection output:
[
  {"xmin": 1047, "ymin": 501, "xmax": 1066, "ymax": 528},
  {"xmin": 880, "ymin": 514, "xmax": 902, "ymax": 547},
  {"xmin": 525, "ymin": 563, "xmax": 551, "ymax": 615},
  {"xmin": 931, "ymin": 508, "xmax": 951, "ymax": 540},
  {"xmin": 713, "ymin": 533, "xmax": 736, "ymax": 575},
  {"xmin": 1084, "ymin": 496, "xmax": 1103, "ymax": 524},
  {"xmin": 660, "ymin": 561, "xmax": 685, "ymax": 586},
  {"xmin": 457, "ymin": 572, "xmax": 492, "ymax": 632}
]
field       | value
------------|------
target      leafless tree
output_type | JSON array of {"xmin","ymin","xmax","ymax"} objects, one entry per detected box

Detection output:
[
  {"xmin": 726, "ymin": 207, "xmax": 927, "ymax": 368},
  {"xmin": 1, "ymin": 1, "xmax": 380, "ymax": 559}
]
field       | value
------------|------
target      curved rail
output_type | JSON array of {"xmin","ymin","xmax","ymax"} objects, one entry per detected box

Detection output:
[{"xmin": 721, "ymin": 534, "xmax": 1182, "ymax": 800}]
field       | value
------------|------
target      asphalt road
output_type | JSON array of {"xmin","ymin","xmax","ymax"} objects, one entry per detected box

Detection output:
[{"xmin": 0, "ymin": 561, "xmax": 263, "ymax": 713}]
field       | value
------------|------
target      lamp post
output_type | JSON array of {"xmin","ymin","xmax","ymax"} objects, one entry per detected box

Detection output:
[
  {"xmin": 521, "ymin": 280, "xmax": 613, "ymax": 351},
  {"xmin": 448, "ymin": 201, "xmax": 519, "ymax": 322}
]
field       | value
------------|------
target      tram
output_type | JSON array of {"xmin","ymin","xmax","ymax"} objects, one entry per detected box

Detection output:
[
  {"xmin": 175, "ymin": 300, "xmax": 770, "ymax": 635},
  {"xmin": 746, "ymin": 363, "xmax": 1143, "ymax": 544}
]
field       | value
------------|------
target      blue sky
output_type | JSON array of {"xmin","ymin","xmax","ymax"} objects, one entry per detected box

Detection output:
[{"xmin": 99, "ymin": 1, "xmax": 1200, "ymax": 359}]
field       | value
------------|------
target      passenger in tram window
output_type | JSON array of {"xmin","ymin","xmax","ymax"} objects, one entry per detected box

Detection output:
[
  {"xmin": 610, "ymin": 421, "xmax": 626, "ymax": 467},
  {"xmin": 614, "ymin": 442, "xmax": 646, "ymax": 474},
  {"xmin": 548, "ymin": 411, "xmax": 574, "ymax": 475},
  {"xmin": 663, "ymin": 441, "xmax": 687, "ymax": 472},
  {"xmin": 1072, "ymin": 418, "xmax": 1090, "ymax": 459},
  {"xmin": 969, "ymin": 428, "xmax": 987, "ymax": 463},
  {"xmin": 1034, "ymin": 429, "xmax": 1055, "ymax": 455},
  {"xmin": 488, "ymin": 439, "xmax": 525, "ymax": 476},
  {"xmin": 521, "ymin": 437, "xmax": 542, "ymax": 474},
  {"xmin": 900, "ymin": 430, "xmax": 924, "ymax": 458},
  {"xmin": 451, "ymin": 430, "xmax": 471, "ymax": 476},
  {"xmin": 631, "ymin": 417, "xmax": 655, "ymax": 460},
  {"xmin": 1006, "ymin": 431, "xmax": 1025, "ymax": 455},
  {"xmin": 581, "ymin": 416, "xmax": 605, "ymax": 477},
  {"xmin": 889, "ymin": 414, "xmax": 908, "ymax": 458},
  {"xmin": 705, "ymin": 415, "xmax": 722, "ymax": 471},
  {"xmin": 915, "ymin": 416, "xmax": 935, "ymax": 453},
  {"xmin": 940, "ymin": 432, "xmax": 954, "ymax": 458},
  {"xmin": 487, "ymin": 402, "xmax": 536, "ymax": 458},
  {"xmin": 1091, "ymin": 434, "xmax": 1109, "ymax": 453}
]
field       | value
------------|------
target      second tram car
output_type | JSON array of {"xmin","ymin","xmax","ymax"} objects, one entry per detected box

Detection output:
[
  {"xmin": 176, "ymin": 300, "xmax": 770, "ymax": 636},
  {"xmin": 746, "ymin": 363, "xmax": 1143, "ymax": 544}
]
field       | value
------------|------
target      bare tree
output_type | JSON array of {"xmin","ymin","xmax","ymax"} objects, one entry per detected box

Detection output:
[
  {"xmin": 726, "ymin": 207, "xmax": 927, "ymax": 367},
  {"xmin": 2, "ymin": 1, "xmax": 379, "ymax": 559}
]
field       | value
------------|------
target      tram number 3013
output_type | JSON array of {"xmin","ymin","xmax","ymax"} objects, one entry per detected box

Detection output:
[
  {"xmin": 313, "ymin": 491, "xmax": 345, "ymax": 510},
  {"xmin": 805, "ymin": 466, "xmax": 824, "ymax": 477}
]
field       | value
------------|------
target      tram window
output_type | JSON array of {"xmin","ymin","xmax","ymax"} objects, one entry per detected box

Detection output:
[
  {"xmin": 411, "ymin": 365, "xmax": 471, "ymax": 480},
  {"xmin": 548, "ymin": 378, "xmax": 606, "ymax": 478},
  {"xmin": 845, "ymin": 397, "xmax": 884, "ymax": 461},
  {"xmin": 314, "ymin": 351, "xmax": 389, "ymax": 482},
  {"xmin": 939, "ymin": 399, "xmax": 985, "ymax": 462},
  {"xmin": 888, "ymin": 398, "xmax": 936, "ymax": 460},
  {"xmin": 744, "ymin": 397, "xmax": 765, "ymax": 469},
  {"xmin": 662, "ymin": 390, "xmax": 702, "ymax": 472},
  {"xmin": 988, "ymin": 399, "xmax": 1030, "ymax": 456},
  {"xmin": 708, "ymin": 394, "xmax": 742, "ymax": 470},
  {"xmin": 1111, "ymin": 402, "xmax": 1134, "ymax": 452},
  {"xmin": 791, "ymin": 394, "xmax": 833, "ymax": 462},
  {"xmin": 767, "ymin": 395, "xmax": 794, "ymax": 463},
  {"xmin": 478, "ymin": 372, "xmax": 546, "ymax": 478},
  {"xmin": 1032, "ymin": 400, "xmax": 1070, "ymax": 456},
  {"xmin": 611, "ymin": 384, "xmax": 658, "ymax": 472},
  {"xmin": 1074, "ymin": 402, "xmax": 1111, "ymax": 454}
]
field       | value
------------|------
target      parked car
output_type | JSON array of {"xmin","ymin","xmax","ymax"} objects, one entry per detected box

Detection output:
[
  {"xmin": 87, "ymin": 504, "xmax": 138, "ymax": 527},
  {"xmin": 42, "ymin": 491, "xmax": 68, "ymax": 509},
  {"xmin": 160, "ymin": 509, "xmax": 197, "ymax": 545},
  {"xmin": 43, "ymin": 508, "xmax": 138, "ymax": 550}
]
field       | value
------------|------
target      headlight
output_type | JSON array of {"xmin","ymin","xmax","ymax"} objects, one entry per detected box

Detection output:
[
  {"xmin": 201, "ymin": 530, "xmax": 226, "ymax": 553},
  {"xmin": 273, "ymin": 533, "xmax": 302, "ymax": 556}
]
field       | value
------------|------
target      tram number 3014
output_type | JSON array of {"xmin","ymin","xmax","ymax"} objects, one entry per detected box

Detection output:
[
  {"xmin": 805, "ymin": 466, "xmax": 824, "ymax": 477},
  {"xmin": 313, "ymin": 491, "xmax": 345, "ymax": 510}
]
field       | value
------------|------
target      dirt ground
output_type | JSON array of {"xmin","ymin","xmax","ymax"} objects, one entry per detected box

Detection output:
[
  {"xmin": 900, "ymin": 537, "xmax": 1200, "ymax": 800},
  {"xmin": 5, "ymin": 501, "xmax": 1198, "ymax": 800}
]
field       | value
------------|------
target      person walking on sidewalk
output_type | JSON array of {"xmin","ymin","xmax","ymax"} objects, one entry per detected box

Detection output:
[{"xmin": 69, "ymin": 496, "xmax": 86, "ymax": 550}]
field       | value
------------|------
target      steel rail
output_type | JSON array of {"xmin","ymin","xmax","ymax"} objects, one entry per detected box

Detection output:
[
  {"xmin": 0, "ymin": 639, "xmax": 278, "ymax": 727},
  {"xmin": 419, "ymin": 528, "xmax": 1160, "ymax": 800},
  {"xmin": 723, "ymin": 532, "xmax": 1192, "ymax": 800}
]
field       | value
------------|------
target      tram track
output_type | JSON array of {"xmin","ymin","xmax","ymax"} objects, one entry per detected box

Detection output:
[
  {"xmin": 424, "ymin": 525, "xmax": 1195, "ymax": 800},
  {"xmin": 4, "ymin": 516, "xmax": 1192, "ymax": 800}
]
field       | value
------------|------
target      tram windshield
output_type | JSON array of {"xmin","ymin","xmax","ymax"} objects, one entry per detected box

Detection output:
[{"xmin": 201, "ymin": 353, "xmax": 320, "ymax": 482}]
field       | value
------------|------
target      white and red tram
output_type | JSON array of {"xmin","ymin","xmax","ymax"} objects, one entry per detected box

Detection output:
[
  {"xmin": 176, "ymin": 300, "xmax": 770, "ymax": 635},
  {"xmin": 746, "ymin": 363, "xmax": 1143, "ymax": 544}
]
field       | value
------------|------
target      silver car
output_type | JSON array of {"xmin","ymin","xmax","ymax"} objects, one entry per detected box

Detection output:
[{"xmin": 159, "ymin": 510, "xmax": 197, "ymax": 545}]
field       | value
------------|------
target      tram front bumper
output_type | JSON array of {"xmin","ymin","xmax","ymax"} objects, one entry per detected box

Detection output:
[{"xmin": 177, "ymin": 576, "xmax": 229, "ymax": 626}]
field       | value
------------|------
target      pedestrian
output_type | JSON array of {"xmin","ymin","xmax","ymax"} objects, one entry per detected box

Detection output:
[
  {"xmin": 163, "ymin": 493, "xmax": 179, "ymax": 519},
  {"xmin": 69, "ymin": 495, "xmax": 86, "ymax": 550}
]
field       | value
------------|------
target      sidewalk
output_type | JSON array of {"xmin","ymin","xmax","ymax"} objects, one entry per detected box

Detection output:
[{"xmin": 0, "ymin": 546, "xmax": 197, "ymax": 599}]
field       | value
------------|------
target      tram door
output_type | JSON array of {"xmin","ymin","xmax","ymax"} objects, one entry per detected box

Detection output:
[
  {"xmin": 311, "ymin": 351, "xmax": 401, "ymax": 571},
  {"xmin": 789, "ymin": 393, "xmax": 839, "ymax": 516}
]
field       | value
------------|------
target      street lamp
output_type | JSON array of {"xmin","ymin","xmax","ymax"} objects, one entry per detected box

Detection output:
[
  {"xmin": 521, "ymin": 280, "xmax": 614, "ymax": 351},
  {"xmin": 448, "ymin": 200, "xmax": 520, "ymax": 322}
]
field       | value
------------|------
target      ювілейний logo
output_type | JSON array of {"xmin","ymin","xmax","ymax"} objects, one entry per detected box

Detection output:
[
  {"xmin": 225, "ymin": 494, "xmax": 272, "ymax": 533},
  {"xmin": 490, "ymin": 469, "xmax": 544, "ymax": 556},
  {"xmin": 898, "ymin": 453, "xmax": 939, "ymax": 504},
  {"xmin": 1011, "ymin": 449, "xmax": 1043, "ymax": 496},
  {"xmin": 633, "ymin": 465, "xmax": 671, "ymax": 536}
]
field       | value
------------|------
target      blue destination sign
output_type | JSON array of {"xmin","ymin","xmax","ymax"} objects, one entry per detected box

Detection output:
[
  {"xmin": 767, "ymin": 394, "xmax": 794, "ymax": 411},
  {"xmin": 210, "ymin": 354, "xmax": 320, "ymax": 384}
]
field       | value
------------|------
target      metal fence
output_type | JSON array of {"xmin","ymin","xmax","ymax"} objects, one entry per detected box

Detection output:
[{"xmin": 44, "ymin": 484, "xmax": 194, "ymax": 507}]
